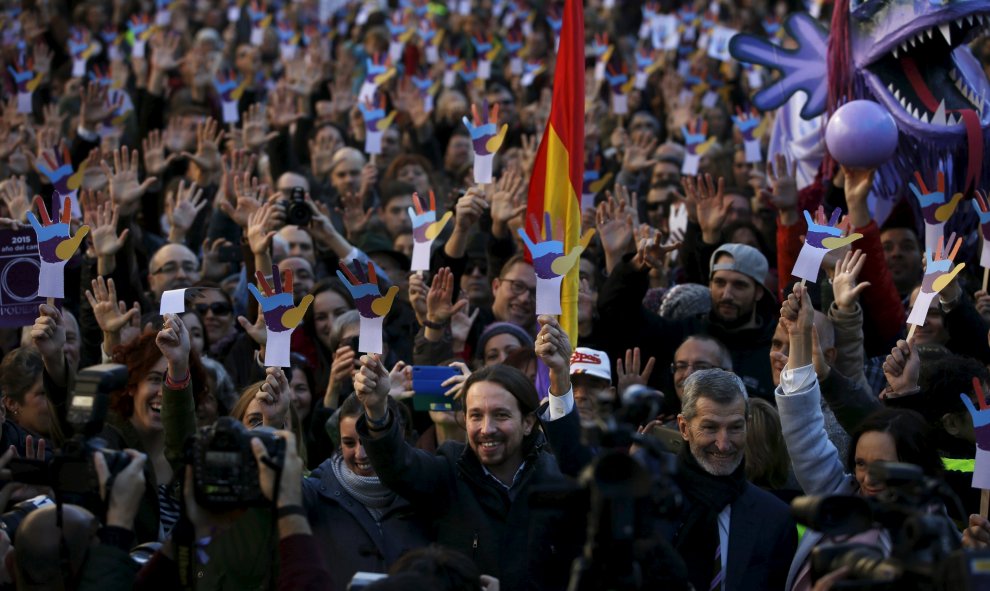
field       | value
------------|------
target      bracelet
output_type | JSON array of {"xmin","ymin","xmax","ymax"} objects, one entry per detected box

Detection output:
[
  {"xmin": 277, "ymin": 505, "xmax": 307, "ymax": 520},
  {"xmin": 422, "ymin": 318, "xmax": 448, "ymax": 330},
  {"xmin": 367, "ymin": 409, "xmax": 391, "ymax": 431}
]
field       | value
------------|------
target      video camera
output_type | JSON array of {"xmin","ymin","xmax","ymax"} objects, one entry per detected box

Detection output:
[
  {"xmin": 185, "ymin": 416, "xmax": 285, "ymax": 511},
  {"xmin": 793, "ymin": 461, "xmax": 990, "ymax": 591},
  {"xmin": 531, "ymin": 387, "xmax": 688, "ymax": 591},
  {"xmin": 7, "ymin": 364, "xmax": 132, "ymax": 519}
]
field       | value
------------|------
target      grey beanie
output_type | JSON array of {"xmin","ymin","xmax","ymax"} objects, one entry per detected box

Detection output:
[{"xmin": 659, "ymin": 283, "xmax": 712, "ymax": 320}]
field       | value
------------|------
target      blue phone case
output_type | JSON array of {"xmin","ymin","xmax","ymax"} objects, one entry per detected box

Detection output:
[{"xmin": 412, "ymin": 366, "xmax": 461, "ymax": 411}]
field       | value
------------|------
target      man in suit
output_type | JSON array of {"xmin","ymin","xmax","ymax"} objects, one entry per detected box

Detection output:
[{"xmin": 539, "ymin": 316, "xmax": 796, "ymax": 590}]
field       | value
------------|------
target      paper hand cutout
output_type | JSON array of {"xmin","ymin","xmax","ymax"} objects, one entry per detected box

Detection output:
[
  {"xmin": 37, "ymin": 144, "xmax": 85, "ymax": 203},
  {"xmin": 505, "ymin": 29, "xmax": 525, "ymax": 74},
  {"xmin": 336, "ymin": 261, "xmax": 399, "ymax": 353},
  {"xmin": 68, "ymin": 29, "xmax": 97, "ymax": 77},
  {"xmin": 462, "ymin": 102, "xmax": 508, "ymax": 183},
  {"xmin": 359, "ymin": 95, "xmax": 397, "ymax": 156},
  {"xmin": 582, "ymin": 155, "xmax": 613, "ymax": 210},
  {"xmin": 974, "ymin": 191, "xmax": 990, "ymax": 268},
  {"xmin": 9, "ymin": 59, "xmax": 40, "ymax": 114},
  {"xmin": 128, "ymin": 14, "xmax": 154, "ymax": 57},
  {"xmin": 408, "ymin": 190, "xmax": 453, "ymax": 271},
  {"xmin": 907, "ymin": 233, "xmax": 966, "ymax": 326},
  {"xmin": 215, "ymin": 70, "xmax": 247, "ymax": 123},
  {"xmin": 410, "ymin": 73, "xmax": 439, "ymax": 113},
  {"xmin": 681, "ymin": 118, "xmax": 716, "ymax": 176},
  {"xmin": 728, "ymin": 13, "xmax": 829, "ymax": 119},
  {"xmin": 359, "ymin": 53, "xmax": 397, "ymax": 102},
  {"xmin": 27, "ymin": 193, "xmax": 90, "ymax": 298},
  {"xmin": 633, "ymin": 47, "xmax": 663, "ymax": 90},
  {"xmin": 961, "ymin": 377, "xmax": 990, "ymax": 488},
  {"xmin": 732, "ymin": 107, "xmax": 765, "ymax": 163},
  {"xmin": 247, "ymin": 264, "xmax": 314, "ymax": 367},
  {"xmin": 605, "ymin": 64, "xmax": 635, "ymax": 115},
  {"xmin": 520, "ymin": 59, "xmax": 545, "ymax": 87},
  {"xmin": 792, "ymin": 206, "xmax": 862, "ymax": 283},
  {"xmin": 909, "ymin": 167, "xmax": 963, "ymax": 252},
  {"xmin": 517, "ymin": 213, "xmax": 595, "ymax": 315}
]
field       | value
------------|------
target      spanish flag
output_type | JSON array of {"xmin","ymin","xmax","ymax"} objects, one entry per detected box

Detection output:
[{"xmin": 525, "ymin": 0, "xmax": 584, "ymax": 344}]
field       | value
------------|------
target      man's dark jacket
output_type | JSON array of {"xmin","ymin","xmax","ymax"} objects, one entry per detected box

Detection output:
[{"xmin": 357, "ymin": 415, "xmax": 582, "ymax": 591}]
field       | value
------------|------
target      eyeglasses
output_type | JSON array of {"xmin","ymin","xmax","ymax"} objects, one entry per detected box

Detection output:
[
  {"xmin": 645, "ymin": 202, "xmax": 665, "ymax": 212},
  {"xmin": 670, "ymin": 361, "xmax": 718, "ymax": 374},
  {"xmin": 152, "ymin": 261, "xmax": 199, "ymax": 275},
  {"xmin": 500, "ymin": 278, "xmax": 535, "ymax": 299},
  {"xmin": 195, "ymin": 302, "xmax": 233, "ymax": 316}
]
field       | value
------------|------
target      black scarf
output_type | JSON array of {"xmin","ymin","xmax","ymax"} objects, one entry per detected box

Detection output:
[{"xmin": 673, "ymin": 445, "xmax": 747, "ymax": 591}]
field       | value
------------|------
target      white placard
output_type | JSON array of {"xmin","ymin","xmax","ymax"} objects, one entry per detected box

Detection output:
[{"xmin": 160, "ymin": 289, "xmax": 188, "ymax": 314}]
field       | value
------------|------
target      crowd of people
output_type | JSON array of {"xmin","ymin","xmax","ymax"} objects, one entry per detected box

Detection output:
[{"xmin": 0, "ymin": 0, "xmax": 986, "ymax": 589}]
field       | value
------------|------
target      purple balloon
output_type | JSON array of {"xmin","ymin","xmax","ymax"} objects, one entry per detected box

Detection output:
[{"xmin": 825, "ymin": 100, "xmax": 898, "ymax": 169}]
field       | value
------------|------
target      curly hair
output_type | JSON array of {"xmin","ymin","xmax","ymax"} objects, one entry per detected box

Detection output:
[{"xmin": 110, "ymin": 332, "xmax": 209, "ymax": 419}]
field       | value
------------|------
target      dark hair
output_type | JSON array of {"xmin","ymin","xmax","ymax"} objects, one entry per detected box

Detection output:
[
  {"xmin": 745, "ymin": 399, "xmax": 791, "ymax": 490},
  {"xmin": 462, "ymin": 365, "xmax": 539, "ymax": 418},
  {"xmin": 384, "ymin": 154, "xmax": 435, "ymax": 183},
  {"xmin": 111, "ymin": 332, "xmax": 209, "ymax": 419},
  {"xmin": 0, "ymin": 347, "xmax": 44, "ymax": 404},
  {"xmin": 386, "ymin": 545, "xmax": 480, "ymax": 591},
  {"xmin": 845, "ymin": 408, "xmax": 943, "ymax": 479},
  {"xmin": 380, "ymin": 181, "xmax": 417, "ymax": 207},
  {"xmin": 503, "ymin": 347, "xmax": 537, "ymax": 376}
]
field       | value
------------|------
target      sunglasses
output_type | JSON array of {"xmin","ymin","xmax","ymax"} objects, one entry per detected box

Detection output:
[{"xmin": 194, "ymin": 302, "xmax": 233, "ymax": 316}]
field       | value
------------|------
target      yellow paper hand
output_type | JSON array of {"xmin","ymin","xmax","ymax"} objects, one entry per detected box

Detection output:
[
  {"xmin": 425, "ymin": 211, "xmax": 453, "ymax": 240},
  {"xmin": 934, "ymin": 193, "xmax": 963, "ymax": 222},
  {"xmin": 932, "ymin": 262, "xmax": 966, "ymax": 293},
  {"xmin": 55, "ymin": 226, "xmax": 90, "ymax": 261},
  {"xmin": 370, "ymin": 285, "xmax": 400, "ymax": 317},
  {"xmin": 280, "ymin": 294, "xmax": 314, "ymax": 329},
  {"xmin": 821, "ymin": 232, "xmax": 863, "ymax": 250},
  {"xmin": 550, "ymin": 229, "xmax": 596, "ymax": 276}
]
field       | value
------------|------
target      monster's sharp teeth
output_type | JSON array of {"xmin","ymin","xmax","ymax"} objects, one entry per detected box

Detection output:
[
  {"xmin": 967, "ymin": 15, "xmax": 975, "ymax": 26},
  {"xmin": 899, "ymin": 96, "xmax": 909, "ymax": 110},
  {"xmin": 938, "ymin": 22, "xmax": 952, "ymax": 45},
  {"xmin": 901, "ymin": 41, "xmax": 910, "ymax": 54},
  {"xmin": 912, "ymin": 107, "xmax": 920, "ymax": 120},
  {"xmin": 909, "ymin": 36, "xmax": 917, "ymax": 48},
  {"xmin": 932, "ymin": 100, "xmax": 947, "ymax": 125},
  {"xmin": 926, "ymin": 28, "xmax": 934, "ymax": 40},
  {"xmin": 920, "ymin": 112, "xmax": 929, "ymax": 124},
  {"xmin": 894, "ymin": 89, "xmax": 902, "ymax": 101},
  {"xmin": 893, "ymin": 46, "xmax": 900, "ymax": 59},
  {"xmin": 949, "ymin": 68, "xmax": 958, "ymax": 81},
  {"xmin": 887, "ymin": 83, "xmax": 896, "ymax": 94},
  {"xmin": 949, "ymin": 114, "xmax": 960, "ymax": 126}
]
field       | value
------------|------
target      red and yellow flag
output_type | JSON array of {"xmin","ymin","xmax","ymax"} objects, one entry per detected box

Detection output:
[{"xmin": 525, "ymin": 0, "xmax": 584, "ymax": 343}]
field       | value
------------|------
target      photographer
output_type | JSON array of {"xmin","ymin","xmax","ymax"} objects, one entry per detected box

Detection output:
[
  {"xmin": 10, "ymin": 449, "xmax": 146, "ymax": 591},
  {"xmin": 776, "ymin": 285, "xmax": 953, "ymax": 590}
]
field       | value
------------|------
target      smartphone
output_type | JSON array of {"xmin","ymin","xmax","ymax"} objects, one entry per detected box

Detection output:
[
  {"xmin": 411, "ymin": 366, "xmax": 460, "ymax": 412},
  {"xmin": 7, "ymin": 458, "xmax": 49, "ymax": 486}
]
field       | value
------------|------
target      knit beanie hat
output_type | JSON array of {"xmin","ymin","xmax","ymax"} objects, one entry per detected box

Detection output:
[{"xmin": 659, "ymin": 283, "xmax": 712, "ymax": 320}]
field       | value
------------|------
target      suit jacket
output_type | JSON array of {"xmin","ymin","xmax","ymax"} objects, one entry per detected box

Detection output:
[{"xmin": 542, "ymin": 407, "xmax": 796, "ymax": 590}]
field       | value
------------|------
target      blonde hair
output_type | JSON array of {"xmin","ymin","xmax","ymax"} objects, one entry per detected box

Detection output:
[
  {"xmin": 230, "ymin": 380, "xmax": 308, "ymax": 466},
  {"xmin": 744, "ymin": 398, "xmax": 791, "ymax": 490}
]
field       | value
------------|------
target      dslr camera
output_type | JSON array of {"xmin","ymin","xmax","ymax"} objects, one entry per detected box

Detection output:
[
  {"xmin": 187, "ymin": 417, "xmax": 285, "ymax": 511},
  {"xmin": 282, "ymin": 186, "xmax": 312, "ymax": 226},
  {"xmin": 794, "ymin": 462, "xmax": 990, "ymax": 591},
  {"xmin": 7, "ymin": 364, "xmax": 132, "ymax": 517}
]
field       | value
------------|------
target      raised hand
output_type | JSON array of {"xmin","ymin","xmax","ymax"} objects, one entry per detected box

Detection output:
[
  {"xmin": 907, "ymin": 232, "xmax": 966, "ymax": 327},
  {"xmin": 30, "ymin": 303, "xmax": 65, "ymax": 366},
  {"xmin": 353, "ymin": 354, "xmax": 391, "ymax": 421},
  {"xmin": 633, "ymin": 226, "xmax": 680, "ymax": 271},
  {"xmin": 358, "ymin": 95, "xmax": 397, "ymax": 155},
  {"xmin": 462, "ymin": 101, "xmax": 508, "ymax": 183},
  {"xmin": 620, "ymin": 133, "xmax": 658, "ymax": 174},
  {"xmin": 682, "ymin": 173, "xmax": 728, "ymax": 244},
  {"xmin": 27, "ymin": 193, "xmax": 90, "ymax": 297},
  {"xmin": 909, "ymin": 167, "xmax": 963, "ymax": 251},
  {"xmin": 83, "ymin": 198, "xmax": 129, "ymax": 258},
  {"xmin": 881, "ymin": 339, "xmax": 920, "ymax": 398},
  {"xmin": 181, "ymin": 118, "xmax": 224, "ymax": 178},
  {"xmin": 595, "ymin": 191, "xmax": 635, "ymax": 271},
  {"xmin": 792, "ymin": 206, "xmax": 863, "ymax": 283},
  {"xmin": 100, "ymin": 146, "xmax": 157, "ymax": 216},
  {"xmin": 408, "ymin": 190, "xmax": 453, "ymax": 270},
  {"xmin": 254, "ymin": 367, "xmax": 291, "ymax": 428},
  {"xmin": 681, "ymin": 117, "xmax": 715, "ymax": 175},
  {"xmin": 156, "ymin": 313, "xmax": 191, "ymax": 379},
  {"xmin": 141, "ymin": 129, "xmax": 177, "ymax": 177},
  {"xmin": 615, "ymin": 347, "xmax": 656, "ymax": 396},
  {"xmin": 336, "ymin": 261, "xmax": 399, "ymax": 353},
  {"xmin": 0, "ymin": 176, "xmax": 30, "ymax": 222},
  {"xmin": 85, "ymin": 276, "xmax": 139, "ymax": 336},
  {"xmin": 536, "ymin": 315, "xmax": 572, "ymax": 395},
  {"xmin": 832, "ymin": 249, "xmax": 871, "ymax": 312},
  {"xmin": 426, "ymin": 267, "xmax": 468, "ymax": 326},
  {"xmin": 517, "ymin": 213, "xmax": 595, "ymax": 315},
  {"xmin": 767, "ymin": 153, "xmax": 798, "ymax": 222},
  {"xmin": 165, "ymin": 180, "xmax": 206, "ymax": 242}
]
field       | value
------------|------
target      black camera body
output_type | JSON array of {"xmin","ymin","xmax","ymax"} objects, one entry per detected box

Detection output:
[
  {"xmin": 283, "ymin": 187, "xmax": 312, "ymax": 226},
  {"xmin": 188, "ymin": 417, "xmax": 285, "ymax": 510},
  {"xmin": 794, "ymin": 462, "xmax": 987, "ymax": 591}
]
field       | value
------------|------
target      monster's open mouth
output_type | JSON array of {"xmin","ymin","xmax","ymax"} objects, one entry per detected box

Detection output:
[{"xmin": 867, "ymin": 13, "xmax": 990, "ymax": 125}]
